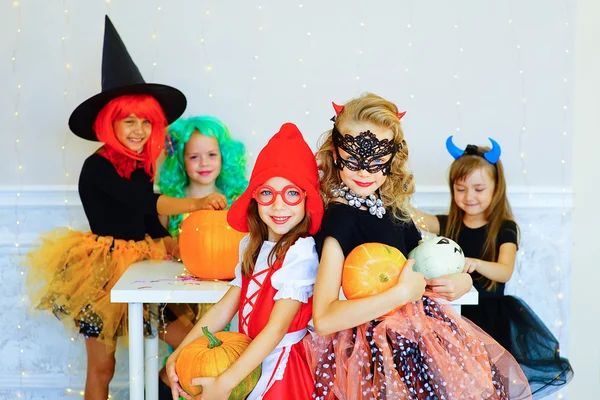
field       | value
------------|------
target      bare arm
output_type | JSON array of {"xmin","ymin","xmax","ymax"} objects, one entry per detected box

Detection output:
[
  {"xmin": 464, "ymin": 243, "xmax": 517, "ymax": 283},
  {"xmin": 159, "ymin": 214, "xmax": 169, "ymax": 230},
  {"xmin": 407, "ymin": 203, "xmax": 440, "ymax": 234},
  {"xmin": 162, "ymin": 236, "xmax": 180, "ymax": 259},
  {"xmin": 156, "ymin": 192, "xmax": 227, "ymax": 216},
  {"xmin": 312, "ymin": 237, "xmax": 426, "ymax": 336}
]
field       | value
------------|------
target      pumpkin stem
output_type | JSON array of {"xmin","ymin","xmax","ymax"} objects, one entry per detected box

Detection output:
[
  {"xmin": 378, "ymin": 272, "xmax": 390, "ymax": 284},
  {"xmin": 201, "ymin": 326, "xmax": 223, "ymax": 349}
]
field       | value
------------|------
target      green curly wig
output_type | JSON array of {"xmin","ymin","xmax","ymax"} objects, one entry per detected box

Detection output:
[{"xmin": 159, "ymin": 116, "xmax": 248, "ymax": 237}]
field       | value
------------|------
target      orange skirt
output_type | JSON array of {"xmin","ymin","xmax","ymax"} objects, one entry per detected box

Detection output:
[
  {"xmin": 304, "ymin": 296, "xmax": 532, "ymax": 400},
  {"xmin": 25, "ymin": 228, "xmax": 195, "ymax": 351}
]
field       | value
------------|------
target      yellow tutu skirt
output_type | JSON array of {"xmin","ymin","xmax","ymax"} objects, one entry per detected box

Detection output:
[{"xmin": 25, "ymin": 228, "xmax": 196, "ymax": 351}]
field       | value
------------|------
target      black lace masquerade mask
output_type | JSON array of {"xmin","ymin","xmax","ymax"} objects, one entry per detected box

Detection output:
[{"xmin": 332, "ymin": 125, "xmax": 400, "ymax": 176}]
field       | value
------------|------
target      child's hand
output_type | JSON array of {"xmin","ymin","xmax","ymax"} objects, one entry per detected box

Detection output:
[
  {"xmin": 426, "ymin": 272, "xmax": 473, "ymax": 301},
  {"xmin": 463, "ymin": 257, "xmax": 479, "ymax": 274},
  {"xmin": 190, "ymin": 376, "xmax": 233, "ymax": 400},
  {"xmin": 196, "ymin": 193, "xmax": 228, "ymax": 211},
  {"xmin": 166, "ymin": 353, "xmax": 194, "ymax": 400},
  {"xmin": 163, "ymin": 238, "xmax": 181, "ymax": 261},
  {"xmin": 170, "ymin": 243, "xmax": 181, "ymax": 261},
  {"xmin": 393, "ymin": 259, "xmax": 426, "ymax": 305}
]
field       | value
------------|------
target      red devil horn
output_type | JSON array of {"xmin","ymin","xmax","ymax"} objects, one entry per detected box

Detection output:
[
  {"xmin": 398, "ymin": 111, "xmax": 407, "ymax": 120},
  {"xmin": 332, "ymin": 102, "xmax": 344, "ymax": 115}
]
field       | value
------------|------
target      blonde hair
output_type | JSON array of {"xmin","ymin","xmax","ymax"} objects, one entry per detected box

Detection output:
[
  {"xmin": 316, "ymin": 93, "xmax": 414, "ymax": 222},
  {"xmin": 240, "ymin": 200, "xmax": 312, "ymax": 277}
]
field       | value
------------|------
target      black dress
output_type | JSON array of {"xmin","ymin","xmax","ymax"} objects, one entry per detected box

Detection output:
[
  {"xmin": 78, "ymin": 153, "xmax": 170, "ymax": 241},
  {"xmin": 303, "ymin": 202, "xmax": 531, "ymax": 400},
  {"xmin": 437, "ymin": 215, "xmax": 573, "ymax": 398}
]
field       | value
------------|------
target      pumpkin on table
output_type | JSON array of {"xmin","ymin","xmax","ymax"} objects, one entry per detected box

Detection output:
[
  {"xmin": 176, "ymin": 326, "xmax": 261, "ymax": 399},
  {"xmin": 342, "ymin": 242, "xmax": 407, "ymax": 299},
  {"xmin": 179, "ymin": 210, "xmax": 246, "ymax": 280}
]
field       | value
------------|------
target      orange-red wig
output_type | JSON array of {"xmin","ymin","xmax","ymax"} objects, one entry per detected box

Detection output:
[{"xmin": 93, "ymin": 94, "xmax": 167, "ymax": 179}]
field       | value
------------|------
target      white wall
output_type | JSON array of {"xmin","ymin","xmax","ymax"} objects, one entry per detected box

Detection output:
[
  {"xmin": 0, "ymin": 0, "xmax": 584, "ymax": 398},
  {"xmin": 569, "ymin": 0, "xmax": 600, "ymax": 397},
  {"xmin": 1, "ymin": 0, "xmax": 572, "ymax": 188}
]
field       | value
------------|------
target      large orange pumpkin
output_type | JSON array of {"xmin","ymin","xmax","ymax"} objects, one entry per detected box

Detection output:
[
  {"xmin": 176, "ymin": 326, "xmax": 261, "ymax": 398},
  {"xmin": 179, "ymin": 210, "xmax": 246, "ymax": 280},
  {"xmin": 342, "ymin": 242, "xmax": 407, "ymax": 299}
]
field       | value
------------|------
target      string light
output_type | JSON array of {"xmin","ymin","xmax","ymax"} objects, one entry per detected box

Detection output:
[
  {"xmin": 242, "ymin": 3, "xmax": 266, "ymax": 160},
  {"xmin": 297, "ymin": 2, "xmax": 312, "ymax": 122},
  {"xmin": 503, "ymin": 3, "xmax": 571, "ymax": 395},
  {"xmin": 61, "ymin": 0, "xmax": 74, "ymax": 229},
  {"xmin": 402, "ymin": 1, "xmax": 414, "ymax": 105},
  {"xmin": 11, "ymin": 1, "xmax": 25, "ymax": 395},
  {"xmin": 503, "ymin": 13, "xmax": 573, "ymax": 400},
  {"xmin": 197, "ymin": 2, "xmax": 215, "ymax": 110},
  {"xmin": 150, "ymin": 0, "xmax": 161, "ymax": 80},
  {"xmin": 453, "ymin": 6, "xmax": 464, "ymax": 139},
  {"xmin": 507, "ymin": 2, "xmax": 530, "ymax": 197},
  {"xmin": 353, "ymin": 4, "xmax": 366, "ymax": 94},
  {"xmin": 59, "ymin": 2, "xmax": 80, "ymax": 394},
  {"xmin": 555, "ymin": 5, "xmax": 572, "ymax": 399}
]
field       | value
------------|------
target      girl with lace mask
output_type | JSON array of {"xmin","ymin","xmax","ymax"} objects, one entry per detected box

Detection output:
[{"xmin": 303, "ymin": 93, "xmax": 531, "ymax": 400}]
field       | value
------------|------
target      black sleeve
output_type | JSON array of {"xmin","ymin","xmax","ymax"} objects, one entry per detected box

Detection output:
[
  {"xmin": 145, "ymin": 214, "xmax": 170, "ymax": 238},
  {"xmin": 81, "ymin": 155, "xmax": 161, "ymax": 214},
  {"xmin": 498, "ymin": 220, "xmax": 519, "ymax": 249},
  {"xmin": 403, "ymin": 219, "xmax": 422, "ymax": 254},
  {"xmin": 436, "ymin": 214, "xmax": 448, "ymax": 236},
  {"xmin": 314, "ymin": 208, "xmax": 358, "ymax": 258}
]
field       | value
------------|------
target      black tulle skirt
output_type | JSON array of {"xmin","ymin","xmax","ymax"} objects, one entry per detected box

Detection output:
[{"xmin": 461, "ymin": 295, "xmax": 573, "ymax": 399}]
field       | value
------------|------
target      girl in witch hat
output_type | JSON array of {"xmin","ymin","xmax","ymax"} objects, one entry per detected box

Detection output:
[{"xmin": 25, "ymin": 16, "xmax": 224, "ymax": 400}]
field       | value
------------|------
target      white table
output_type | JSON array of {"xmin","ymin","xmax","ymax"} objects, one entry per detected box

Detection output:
[
  {"xmin": 111, "ymin": 260, "xmax": 479, "ymax": 400},
  {"xmin": 111, "ymin": 260, "xmax": 231, "ymax": 400},
  {"xmin": 449, "ymin": 286, "xmax": 478, "ymax": 314}
]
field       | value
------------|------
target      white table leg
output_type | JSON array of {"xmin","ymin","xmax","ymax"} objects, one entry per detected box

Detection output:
[
  {"xmin": 128, "ymin": 303, "xmax": 144, "ymax": 400},
  {"xmin": 145, "ymin": 305, "xmax": 159, "ymax": 400},
  {"xmin": 452, "ymin": 304, "xmax": 462, "ymax": 315}
]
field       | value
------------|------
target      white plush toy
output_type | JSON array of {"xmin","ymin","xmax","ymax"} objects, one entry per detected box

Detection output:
[{"xmin": 407, "ymin": 236, "xmax": 465, "ymax": 279}]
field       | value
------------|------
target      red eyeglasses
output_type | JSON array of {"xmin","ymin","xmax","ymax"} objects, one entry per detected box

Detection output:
[{"xmin": 252, "ymin": 184, "xmax": 306, "ymax": 206}]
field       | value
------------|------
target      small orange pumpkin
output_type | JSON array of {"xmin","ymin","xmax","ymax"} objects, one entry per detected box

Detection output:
[
  {"xmin": 179, "ymin": 210, "xmax": 246, "ymax": 280},
  {"xmin": 342, "ymin": 242, "xmax": 407, "ymax": 299},
  {"xmin": 176, "ymin": 326, "xmax": 261, "ymax": 398}
]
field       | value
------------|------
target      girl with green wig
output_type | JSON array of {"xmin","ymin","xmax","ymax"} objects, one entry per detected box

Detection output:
[
  {"xmin": 156, "ymin": 116, "xmax": 248, "ymax": 398},
  {"xmin": 159, "ymin": 115, "xmax": 248, "ymax": 235}
]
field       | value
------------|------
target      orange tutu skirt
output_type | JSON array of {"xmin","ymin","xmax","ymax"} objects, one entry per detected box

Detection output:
[
  {"xmin": 304, "ymin": 296, "xmax": 532, "ymax": 400},
  {"xmin": 25, "ymin": 228, "xmax": 195, "ymax": 351}
]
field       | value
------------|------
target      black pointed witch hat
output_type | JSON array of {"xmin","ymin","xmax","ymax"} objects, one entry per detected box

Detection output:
[{"xmin": 68, "ymin": 15, "xmax": 187, "ymax": 141}]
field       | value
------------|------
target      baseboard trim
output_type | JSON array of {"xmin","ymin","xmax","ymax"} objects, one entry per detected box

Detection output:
[{"xmin": 0, "ymin": 373, "xmax": 128, "ymax": 390}]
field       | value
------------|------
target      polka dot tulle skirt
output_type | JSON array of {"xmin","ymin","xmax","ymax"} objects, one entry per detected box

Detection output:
[{"xmin": 304, "ymin": 296, "xmax": 531, "ymax": 400}]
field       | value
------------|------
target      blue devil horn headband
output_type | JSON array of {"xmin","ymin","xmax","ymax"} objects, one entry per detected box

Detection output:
[{"xmin": 445, "ymin": 136, "xmax": 501, "ymax": 164}]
